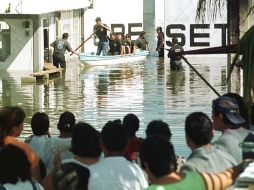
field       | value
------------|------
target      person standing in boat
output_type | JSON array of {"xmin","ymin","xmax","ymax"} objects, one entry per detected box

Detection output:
[
  {"xmin": 156, "ymin": 27, "xmax": 164, "ymax": 57},
  {"xmin": 93, "ymin": 17, "xmax": 111, "ymax": 56},
  {"xmin": 50, "ymin": 33, "xmax": 78, "ymax": 69},
  {"xmin": 167, "ymin": 37, "xmax": 184, "ymax": 70}
]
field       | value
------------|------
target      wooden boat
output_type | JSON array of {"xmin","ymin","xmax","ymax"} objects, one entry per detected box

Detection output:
[{"xmin": 79, "ymin": 50, "xmax": 149, "ymax": 66}]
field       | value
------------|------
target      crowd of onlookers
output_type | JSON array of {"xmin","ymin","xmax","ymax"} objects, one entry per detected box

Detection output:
[{"xmin": 0, "ymin": 92, "xmax": 253, "ymax": 190}]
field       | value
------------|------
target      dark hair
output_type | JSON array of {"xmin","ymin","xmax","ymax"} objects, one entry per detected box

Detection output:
[
  {"xmin": 62, "ymin": 33, "xmax": 69, "ymax": 39},
  {"xmin": 57, "ymin": 111, "xmax": 75, "ymax": 133},
  {"xmin": 70, "ymin": 122, "xmax": 101, "ymax": 158},
  {"xmin": 156, "ymin": 27, "xmax": 162, "ymax": 32},
  {"xmin": 146, "ymin": 120, "xmax": 172, "ymax": 141},
  {"xmin": 95, "ymin": 17, "xmax": 101, "ymax": 22},
  {"xmin": 0, "ymin": 106, "xmax": 26, "ymax": 146},
  {"xmin": 123, "ymin": 113, "xmax": 140, "ymax": 137},
  {"xmin": 31, "ymin": 112, "xmax": 49, "ymax": 136},
  {"xmin": 185, "ymin": 112, "xmax": 213, "ymax": 146},
  {"xmin": 139, "ymin": 136, "xmax": 177, "ymax": 177},
  {"xmin": 101, "ymin": 119, "xmax": 128, "ymax": 152},
  {"xmin": 53, "ymin": 162, "xmax": 90, "ymax": 190},
  {"xmin": 0, "ymin": 144, "xmax": 31, "ymax": 184}
]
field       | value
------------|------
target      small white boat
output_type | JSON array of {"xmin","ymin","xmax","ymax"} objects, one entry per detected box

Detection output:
[{"xmin": 79, "ymin": 50, "xmax": 149, "ymax": 66}]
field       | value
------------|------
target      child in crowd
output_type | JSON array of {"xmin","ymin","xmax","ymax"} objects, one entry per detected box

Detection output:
[
  {"xmin": 25, "ymin": 112, "xmax": 50, "ymax": 159},
  {"xmin": 123, "ymin": 113, "xmax": 144, "ymax": 162},
  {"xmin": 41, "ymin": 111, "xmax": 75, "ymax": 174}
]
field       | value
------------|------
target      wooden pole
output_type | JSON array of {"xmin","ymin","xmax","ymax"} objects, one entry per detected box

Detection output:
[{"xmin": 181, "ymin": 55, "xmax": 221, "ymax": 97}]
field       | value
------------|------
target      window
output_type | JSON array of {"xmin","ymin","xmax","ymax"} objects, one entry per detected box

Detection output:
[{"xmin": 0, "ymin": 21, "xmax": 11, "ymax": 62}]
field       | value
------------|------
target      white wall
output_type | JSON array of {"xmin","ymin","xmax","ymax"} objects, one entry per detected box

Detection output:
[
  {"xmin": 83, "ymin": 0, "xmax": 144, "ymax": 53},
  {"xmin": 165, "ymin": 0, "xmax": 227, "ymax": 50},
  {"xmin": 0, "ymin": 19, "xmax": 34, "ymax": 71}
]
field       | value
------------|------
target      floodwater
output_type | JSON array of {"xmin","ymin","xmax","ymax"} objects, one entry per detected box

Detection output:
[{"xmin": 0, "ymin": 55, "xmax": 228, "ymax": 157}]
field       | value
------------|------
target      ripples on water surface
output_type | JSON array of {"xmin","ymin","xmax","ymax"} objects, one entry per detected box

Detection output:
[{"xmin": 0, "ymin": 55, "xmax": 227, "ymax": 157}]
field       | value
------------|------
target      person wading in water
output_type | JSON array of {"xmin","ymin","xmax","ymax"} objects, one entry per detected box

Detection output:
[{"xmin": 167, "ymin": 37, "xmax": 184, "ymax": 70}]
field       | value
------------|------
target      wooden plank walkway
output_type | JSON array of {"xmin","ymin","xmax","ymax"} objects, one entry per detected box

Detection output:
[{"xmin": 30, "ymin": 68, "xmax": 63, "ymax": 79}]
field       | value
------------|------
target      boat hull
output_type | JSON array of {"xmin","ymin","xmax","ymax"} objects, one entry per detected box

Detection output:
[{"xmin": 79, "ymin": 51, "xmax": 149, "ymax": 66}]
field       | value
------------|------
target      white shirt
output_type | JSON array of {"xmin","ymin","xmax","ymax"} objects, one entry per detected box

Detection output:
[
  {"xmin": 214, "ymin": 127, "xmax": 250, "ymax": 163},
  {"xmin": 40, "ymin": 137, "xmax": 73, "ymax": 174},
  {"xmin": 2, "ymin": 180, "xmax": 44, "ymax": 190},
  {"xmin": 26, "ymin": 135, "xmax": 49, "ymax": 159},
  {"xmin": 88, "ymin": 156, "xmax": 148, "ymax": 190}
]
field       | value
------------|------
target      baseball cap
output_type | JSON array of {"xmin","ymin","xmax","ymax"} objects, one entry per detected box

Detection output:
[{"xmin": 212, "ymin": 96, "xmax": 246, "ymax": 125}]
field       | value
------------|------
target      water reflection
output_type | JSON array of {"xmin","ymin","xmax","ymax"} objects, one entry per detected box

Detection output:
[{"xmin": 0, "ymin": 55, "xmax": 228, "ymax": 157}]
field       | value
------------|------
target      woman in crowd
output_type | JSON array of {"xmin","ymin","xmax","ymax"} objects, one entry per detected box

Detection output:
[{"xmin": 0, "ymin": 106, "xmax": 41, "ymax": 181}]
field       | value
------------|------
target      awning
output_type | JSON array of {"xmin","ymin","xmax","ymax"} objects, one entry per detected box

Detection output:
[{"xmin": 0, "ymin": 0, "xmax": 91, "ymax": 14}]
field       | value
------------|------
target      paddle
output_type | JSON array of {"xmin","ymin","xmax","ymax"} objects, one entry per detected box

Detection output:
[{"xmin": 70, "ymin": 32, "xmax": 95, "ymax": 56}]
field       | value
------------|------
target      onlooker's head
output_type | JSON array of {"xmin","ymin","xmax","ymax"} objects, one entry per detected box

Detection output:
[
  {"xmin": 62, "ymin": 33, "xmax": 69, "ymax": 40},
  {"xmin": 146, "ymin": 120, "xmax": 172, "ymax": 141},
  {"xmin": 101, "ymin": 119, "xmax": 128, "ymax": 154},
  {"xmin": 139, "ymin": 136, "xmax": 177, "ymax": 180},
  {"xmin": 31, "ymin": 112, "xmax": 49, "ymax": 136},
  {"xmin": 185, "ymin": 112, "xmax": 213, "ymax": 149},
  {"xmin": 70, "ymin": 122, "xmax": 101, "ymax": 158},
  {"xmin": 223, "ymin": 93, "xmax": 250, "ymax": 128},
  {"xmin": 53, "ymin": 162, "xmax": 90, "ymax": 190},
  {"xmin": 0, "ymin": 106, "xmax": 26, "ymax": 145},
  {"xmin": 212, "ymin": 96, "xmax": 246, "ymax": 130},
  {"xmin": 57, "ymin": 111, "xmax": 75, "ymax": 133},
  {"xmin": 123, "ymin": 113, "xmax": 140, "ymax": 138},
  {"xmin": 0, "ymin": 144, "xmax": 31, "ymax": 184}
]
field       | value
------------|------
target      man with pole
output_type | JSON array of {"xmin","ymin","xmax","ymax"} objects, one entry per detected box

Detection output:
[
  {"xmin": 50, "ymin": 33, "xmax": 78, "ymax": 69},
  {"xmin": 93, "ymin": 17, "xmax": 111, "ymax": 56}
]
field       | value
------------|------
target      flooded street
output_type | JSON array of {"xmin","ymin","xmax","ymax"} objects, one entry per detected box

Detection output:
[{"xmin": 0, "ymin": 55, "xmax": 228, "ymax": 157}]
